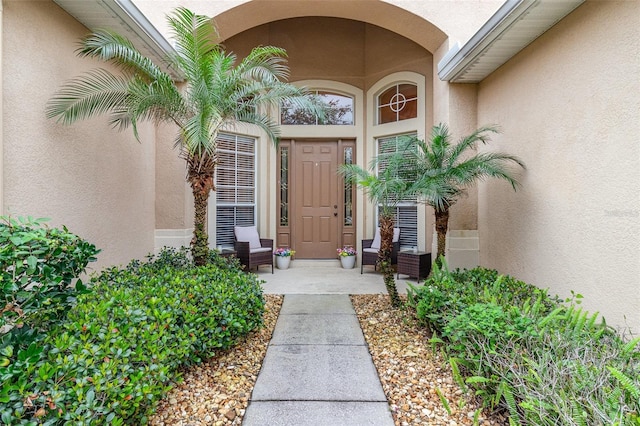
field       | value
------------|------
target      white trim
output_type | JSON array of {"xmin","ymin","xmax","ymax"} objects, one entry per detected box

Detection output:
[
  {"xmin": 154, "ymin": 228, "xmax": 193, "ymax": 252},
  {"xmin": 279, "ymin": 80, "xmax": 366, "ymax": 247},
  {"xmin": 437, "ymin": 0, "xmax": 585, "ymax": 82},
  {"xmin": 279, "ymin": 80, "xmax": 364, "ymax": 140},
  {"xmin": 53, "ymin": 0, "xmax": 184, "ymax": 80},
  {"xmin": 366, "ymin": 72, "xmax": 427, "ymax": 251},
  {"xmin": 431, "ymin": 229, "xmax": 480, "ymax": 270}
]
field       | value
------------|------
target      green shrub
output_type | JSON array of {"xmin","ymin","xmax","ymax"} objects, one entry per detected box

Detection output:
[
  {"xmin": 407, "ymin": 261, "xmax": 640, "ymax": 425},
  {"xmin": 0, "ymin": 216, "xmax": 100, "ymax": 426},
  {"xmin": 0, "ymin": 215, "xmax": 100, "ymax": 333},
  {"xmin": 408, "ymin": 261, "xmax": 557, "ymax": 334},
  {"xmin": 443, "ymin": 302, "xmax": 536, "ymax": 350},
  {"xmin": 116, "ymin": 246, "xmax": 244, "ymax": 276},
  {"xmin": 1, "ymin": 248, "xmax": 264, "ymax": 425}
]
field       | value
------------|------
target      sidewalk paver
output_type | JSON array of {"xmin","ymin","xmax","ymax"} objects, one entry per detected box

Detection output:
[{"xmin": 243, "ymin": 294, "xmax": 394, "ymax": 426}]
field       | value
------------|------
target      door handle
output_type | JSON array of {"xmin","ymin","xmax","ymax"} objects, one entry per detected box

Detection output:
[{"xmin": 334, "ymin": 213, "xmax": 338, "ymax": 217}]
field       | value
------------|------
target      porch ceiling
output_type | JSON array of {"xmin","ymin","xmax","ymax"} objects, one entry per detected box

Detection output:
[
  {"xmin": 52, "ymin": 0, "xmax": 184, "ymax": 80},
  {"xmin": 438, "ymin": 0, "xmax": 585, "ymax": 83}
]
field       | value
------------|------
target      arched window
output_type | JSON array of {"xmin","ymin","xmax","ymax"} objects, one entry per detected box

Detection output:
[
  {"xmin": 368, "ymin": 72, "xmax": 426, "ymax": 250},
  {"xmin": 281, "ymin": 90, "xmax": 354, "ymax": 125},
  {"xmin": 377, "ymin": 83, "xmax": 417, "ymax": 124}
]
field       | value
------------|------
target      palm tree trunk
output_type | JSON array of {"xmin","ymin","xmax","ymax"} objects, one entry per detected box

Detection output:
[
  {"xmin": 434, "ymin": 207, "xmax": 450, "ymax": 268},
  {"xmin": 378, "ymin": 214, "xmax": 401, "ymax": 307},
  {"xmin": 188, "ymin": 161, "xmax": 215, "ymax": 266},
  {"xmin": 191, "ymin": 186, "xmax": 210, "ymax": 266}
]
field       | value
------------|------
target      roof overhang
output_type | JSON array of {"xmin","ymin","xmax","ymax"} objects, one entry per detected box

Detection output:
[
  {"xmin": 438, "ymin": 0, "xmax": 585, "ymax": 83},
  {"xmin": 52, "ymin": 0, "xmax": 184, "ymax": 80}
]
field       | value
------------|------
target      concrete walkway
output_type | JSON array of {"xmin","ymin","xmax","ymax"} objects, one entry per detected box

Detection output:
[
  {"xmin": 254, "ymin": 259, "xmax": 416, "ymax": 295},
  {"xmin": 243, "ymin": 294, "xmax": 395, "ymax": 426}
]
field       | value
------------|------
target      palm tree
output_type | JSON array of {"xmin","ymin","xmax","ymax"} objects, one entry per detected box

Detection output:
[
  {"xmin": 46, "ymin": 7, "xmax": 321, "ymax": 265},
  {"xmin": 401, "ymin": 124, "xmax": 525, "ymax": 266},
  {"xmin": 340, "ymin": 155, "xmax": 411, "ymax": 307}
]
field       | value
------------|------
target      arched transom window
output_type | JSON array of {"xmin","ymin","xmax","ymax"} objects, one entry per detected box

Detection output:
[
  {"xmin": 377, "ymin": 83, "xmax": 417, "ymax": 124},
  {"xmin": 281, "ymin": 90, "xmax": 354, "ymax": 125}
]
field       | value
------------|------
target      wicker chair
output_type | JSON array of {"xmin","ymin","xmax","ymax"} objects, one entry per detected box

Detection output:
[
  {"xmin": 234, "ymin": 226, "xmax": 274, "ymax": 273},
  {"xmin": 361, "ymin": 227, "xmax": 400, "ymax": 274}
]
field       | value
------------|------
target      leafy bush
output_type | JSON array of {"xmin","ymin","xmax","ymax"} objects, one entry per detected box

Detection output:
[
  {"xmin": 122, "ymin": 246, "xmax": 244, "ymax": 275},
  {"xmin": 0, "ymin": 216, "xmax": 100, "ymax": 425},
  {"xmin": 409, "ymin": 261, "xmax": 558, "ymax": 333},
  {"xmin": 1, "ymin": 247, "xmax": 264, "ymax": 424},
  {"xmin": 0, "ymin": 215, "xmax": 100, "ymax": 332},
  {"xmin": 443, "ymin": 303, "xmax": 536, "ymax": 351},
  {"xmin": 407, "ymin": 261, "xmax": 640, "ymax": 425}
]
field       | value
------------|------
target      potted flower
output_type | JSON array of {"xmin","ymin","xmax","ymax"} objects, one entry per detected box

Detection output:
[
  {"xmin": 337, "ymin": 246, "xmax": 357, "ymax": 269},
  {"xmin": 274, "ymin": 247, "xmax": 295, "ymax": 270}
]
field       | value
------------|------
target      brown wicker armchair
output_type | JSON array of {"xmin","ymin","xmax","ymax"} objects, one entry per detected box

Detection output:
[
  {"xmin": 234, "ymin": 226, "xmax": 274, "ymax": 273},
  {"xmin": 361, "ymin": 227, "xmax": 400, "ymax": 274}
]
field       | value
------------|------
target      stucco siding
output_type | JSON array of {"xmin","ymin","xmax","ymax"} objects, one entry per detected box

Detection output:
[
  {"xmin": 477, "ymin": 0, "xmax": 640, "ymax": 330},
  {"xmin": 2, "ymin": 0, "xmax": 156, "ymax": 269}
]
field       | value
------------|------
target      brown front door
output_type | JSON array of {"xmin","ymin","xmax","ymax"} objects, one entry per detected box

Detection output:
[{"xmin": 293, "ymin": 141, "xmax": 339, "ymax": 258}]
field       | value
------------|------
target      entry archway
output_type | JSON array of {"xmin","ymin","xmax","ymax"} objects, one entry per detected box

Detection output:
[{"xmin": 212, "ymin": 1, "xmax": 447, "ymax": 54}]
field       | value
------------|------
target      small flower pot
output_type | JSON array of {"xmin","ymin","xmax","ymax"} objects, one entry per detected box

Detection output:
[
  {"xmin": 276, "ymin": 256, "xmax": 291, "ymax": 270},
  {"xmin": 340, "ymin": 255, "xmax": 356, "ymax": 269}
]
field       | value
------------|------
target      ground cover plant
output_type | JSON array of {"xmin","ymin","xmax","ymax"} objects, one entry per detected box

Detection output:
[
  {"xmin": 1, "ymin": 218, "xmax": 265, "ymax": 425},
  {"xmin": 407, "ymin": 261, "xmax": 640, "ymax": 425}
]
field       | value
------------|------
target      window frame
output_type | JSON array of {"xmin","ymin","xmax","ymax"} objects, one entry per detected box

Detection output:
[
  {"xmin": 214, "ymin": 133, "xmax": 257, "ymax": 248},
  {"xmin": 376, "ymin": 83, "xmax": 419, "ymax": 125},
  {"xmin": 280, "ymin": 89, "xmax": 355, "ymax": 126},
  {"xmin": 376, "ymin": 133, "xmax": 419, "ymax": 250}
]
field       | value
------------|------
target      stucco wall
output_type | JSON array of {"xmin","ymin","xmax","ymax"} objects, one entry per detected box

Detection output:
[
  {"xmin": 477, "ymin": 0, "xmax": 640, "ymax": 330},
  {"xmin": 2, "ymin": 0, "xmax": 156, "ymax": 269},
  {"xmin": 222, "ymin": 17, "xmax": 433, "ymax": 92},
  {"xmin": 155, "ymin": 122, "xmax": 192, "ymax": 230}
]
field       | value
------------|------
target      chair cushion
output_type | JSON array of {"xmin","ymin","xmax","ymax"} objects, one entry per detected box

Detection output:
[
  {"xmin": 371, "ymin": 228, "xmax": 382, "ymax": 250},
  {"xmin": 250, "ymin": 247, "xmax": 272, "ymax": 254},
  {"xmin": 393, "ymin": 227, "xmax": 401, "ymax": 243},
  {"xmin": 234, "ymin": 226, "xmax": 262, "ymax": 249},
  {"xmin": 370, "ymin": 227, "xmax": 400, "ymax": 250},
  {"xmin": 363, "ymin": 248, "xmax": 378, "ymax": 254}
]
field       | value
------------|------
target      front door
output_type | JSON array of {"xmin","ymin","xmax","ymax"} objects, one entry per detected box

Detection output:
[{"xmin": 293, "ymin": 141, "xmax": 339, "ymax": 258}]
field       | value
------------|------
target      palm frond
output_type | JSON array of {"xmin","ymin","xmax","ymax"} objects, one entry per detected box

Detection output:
[
  {"xmin": 167, "ymin": 7, "xmax": 219, "ymax": 83},
  {"xmin": 236, "ymin": 46, "xmax": 291, "ymax": 83},
  {"xmin": 124, "ymin": 76, "xmax": 186, "ymax": 139},
  {"xmin": 393, "ymin": 123, "xmax": 525, "ymax": 213},
  {"xmin": 451, "ymin": 152, "xmax": 525, "ymax": 190},
  {"xmin": 46, "ymin": 69, "xmax": 129, "ymax": 124},
  {"xmin": 447, "ymin": 125, "xmax": 500, "ymax": 168},
  {"xmin": 78, "ymin": 30, "xmax": 165, "ymax": 82},
  {"xmin": 231, "ymin": 108, "xmax": 280, "ymax": 143},
  {"xmin": 429, "ymin": 123, "xmax": 451, "ymax": 167}
]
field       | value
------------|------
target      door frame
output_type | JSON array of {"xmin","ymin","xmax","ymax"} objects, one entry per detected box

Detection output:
[{"xmin": 276, "ymin": 138, "xmax": 356, "ymax": 258}]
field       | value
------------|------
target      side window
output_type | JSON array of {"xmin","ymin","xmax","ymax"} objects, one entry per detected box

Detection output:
[
  {"xmin": 377, "ymin": 133, "xmax": 418, "ymax": 250},
  {"xmin": 377, "ymin": 83, "xmax": 417, "ymax": 124},
  {"xmin": 215, "ymin": 133, "xmax": 256, "ymax": 248},
  {"xmin": 281, "ymin": 90, "xmax": 354, "ymax": 125}
]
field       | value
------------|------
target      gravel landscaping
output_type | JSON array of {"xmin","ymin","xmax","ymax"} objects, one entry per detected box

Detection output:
[
  {"xmin": 351, "ymin": 294, "xmax": 508, "ymax": 426},
  {"xmin": 150, "ymin": 295, "xmax": 283, "ymax": 426},
  {"xmin": 150, "ymin": 293, "xmax": 508, "ymax": 425}
]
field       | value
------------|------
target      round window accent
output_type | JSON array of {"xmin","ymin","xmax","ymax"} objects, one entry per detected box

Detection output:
[{"xmin": 377, "ymin": 83, "xmax": 417, "ymax": 124}]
